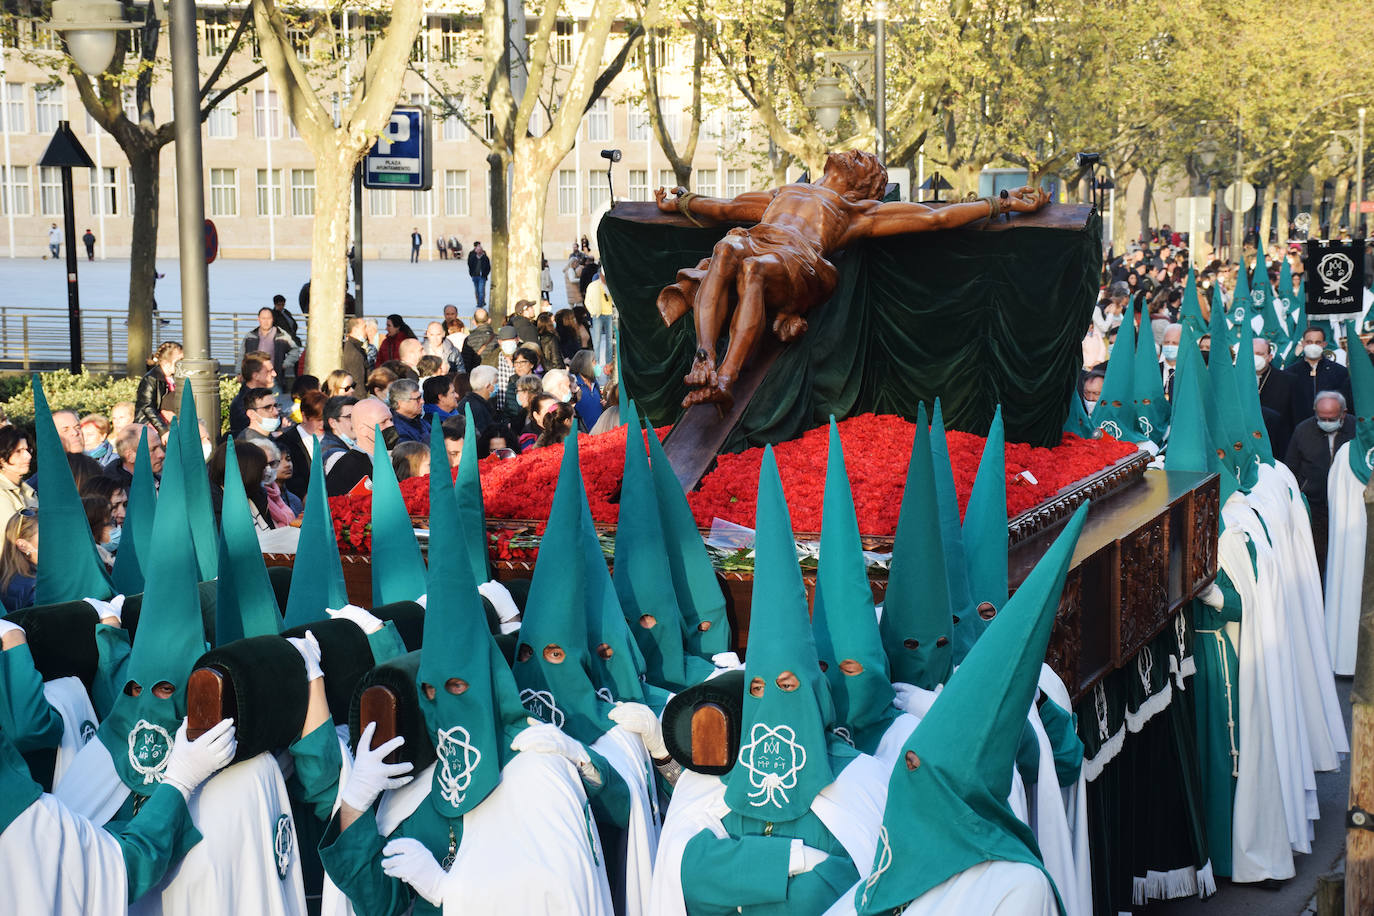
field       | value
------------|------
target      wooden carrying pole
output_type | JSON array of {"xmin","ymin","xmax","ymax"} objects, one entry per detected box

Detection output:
[{"xmin": 1348, "ymin": 479, "xmax": 1374, "ymax": 914}]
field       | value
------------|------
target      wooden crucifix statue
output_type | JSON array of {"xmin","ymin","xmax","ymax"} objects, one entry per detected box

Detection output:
[{"xmin": 654, "ymin": 149, "xmax": 1050, "ymax": 408}]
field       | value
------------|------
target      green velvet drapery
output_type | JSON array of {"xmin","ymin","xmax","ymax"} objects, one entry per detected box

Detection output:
[{"xmin": 599, "ymin": 208, "xmax": 1101, "ymax": 450}]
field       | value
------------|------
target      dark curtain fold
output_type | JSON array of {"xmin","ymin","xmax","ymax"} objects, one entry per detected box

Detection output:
[{"xmin": 599, "ymin": 210, "xmax": 1101, "ymax": 449}]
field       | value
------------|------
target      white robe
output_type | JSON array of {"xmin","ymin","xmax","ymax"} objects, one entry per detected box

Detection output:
[
  {"xmin": 591, "ymin": 724, "xmax": 661, "ymax": 916},
  {"xmin": 647, "ymin": 752, "xmax": 888, "ymax": 916},
  {"xmin": 821, "ymin": 860, "xmax": 1058, "ymax": 916},
  {"xmin": 53, "ymin": 739, "xmax": 308, "ymax": 916},
  {"xmin": 1325, "ymin": 442, "xmax": 1366, "ymax": 676},
  {"xmin": 41, "ymin": 676, "xmax": 101, "ymax": 787},
  {"xmin": 2, "ymin": 793, "xmax": 129, "ymax": 916},
  {"xmin": 375, "ymin": 752, "xmax": 615, "ymax": 916},
  {"xmin": 1219, "ymin": 501, "xmax": 1298, "ymax": 882},
  {"xmin": 1036, "ymin": 668, "xmax": 1095, "ymax": 914}
]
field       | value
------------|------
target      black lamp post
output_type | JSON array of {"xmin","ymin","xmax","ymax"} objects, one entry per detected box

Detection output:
[{"xmin": 38, "ymin": 121, "xmax": 94, "ymax": 373}]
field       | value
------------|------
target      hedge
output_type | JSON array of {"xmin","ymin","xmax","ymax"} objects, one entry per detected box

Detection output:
[{"xmin": 0, "ymin": 370, "xmax": 242, "ymax": 435}]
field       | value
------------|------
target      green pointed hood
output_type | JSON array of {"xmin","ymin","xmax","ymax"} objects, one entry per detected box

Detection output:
[
  {"xmin": 513, "ymin": 428, "xmax": 615, "ymax": 745},
  {"xmin": 32, "ymin": 375, "xmax": 112, "ymax": 604},
  {"xmin": 455, "ymin": 403, "xmax": 490, "ymax": 586},
  {"xmin": 1344, "ymin": 320, "xmax": 1374, "ymax": 485},
  {"xmin": 96, "ymin": 426, "xmax": 205, "ymax": 795},
  {"xmin": 644, "ymin": 419, "xmax": 731, "ymax": 656},
  {"xmin": 175, "ymin": 385, "xmax": 217, "ymax": 581},
  {"xmin": 724, "ymin": 446, "xmax": 852, "ymax": 820},
  {"xmin": 1092, "ymin": 310, "xmax": 1145, "ymax": 442},
  {"xmin": 962, "ymin": 406, "xmax": 1009, "ymax": 619},
  {"xmin": 1164, "ymin": 327, "xmax": 1225, "ymax": 483},
  {"xmin": 1207, "ymin": 296, "xmax": 1260, "ymax": 495},
  {"xmin": 1179, "ymin": 268, "xmax": 1205, "ymax": 337},
  {"xmin": 215, "ymin": 440, "xmax": 282, "ymax": 644},
  {"xmin": 1233, "ymin": 302, "xmax": 1276, "ymax": 464},
  {"xmin": 1063, "ymin": 387, "xmax": 1096, "ymax": 438},
  {"xmin": 1229, "ymin": 257, "xmax": 1251, "ymax": 331},
  {"xmin": 855, "ymin": 503, "xmax": 1088, "ymax": 915},
  {"xmin": 1292, "ymin": 276, "xmax": 1310, "ymax": 352},
  {"xmin": 1277, "ymin": 257, "xmax": 1300, "ymax": 364},
  {"xmin": 283, "ymin": 434, "xmax": 348, "ymax": 628},
  {"xmin": 111, "ymin": 426, "xmax": 157, "ymax": 595},
  {"xmin": 1130, "ymin": 311, "xmax": 1169, "ymax": 446},
  {"xmin": 370, "ymin": 428, "xmax": 427, "ymax": 605},
  {"xmin": 1251, "ymin": 249, "xmax": 1286, "ymax": 356},
  {"xmin": 929, "ymin": 401, "xmax": 980, "ymax": 663},
  {"xmin": 879, "ymin": 404, "xmax": 953, "ymax": 690},
  {"xmin": 420, "ymin": 419, "xmax": 527, "ymax": 818},
  {"xmin": 812, "ymin": 420, "xmax": 896, "ymax": 754},
  {"xmin": 612, "ymin": 404, "xmax": 712, "ymax": 691}
]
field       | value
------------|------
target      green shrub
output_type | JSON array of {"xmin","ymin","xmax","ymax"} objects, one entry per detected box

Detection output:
[{"xmin": 0, "ymin": 370, "xmax": 241, "ymax": 435}]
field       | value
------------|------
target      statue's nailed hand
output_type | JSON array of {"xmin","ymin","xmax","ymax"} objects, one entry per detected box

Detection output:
[
  {"xmin": 654, "ymin": 186, "xmax": 687, "ymax": 212},
  {"xmin": 1003, "ymin": 185, "xmax": 1051, "ymax": 213}
]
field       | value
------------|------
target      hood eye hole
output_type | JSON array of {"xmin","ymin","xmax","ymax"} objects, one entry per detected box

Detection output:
[
  {"xmin": 818, "ymin": 660, "xmax": 829, "ymax": 673},
  {"xmin": 516, "ymin": 644, "xmax": 533, "ymax": 663},
  {"xmin": 905, "ymin": 750, "xmax": 921, "ymax": 771},
  {"xmin": 935, "ymin": 636, "xmax": 950, "ymax": 648},
  {"xmin": 697, "ymin": 621, "xmax": 712, "ymax": 632},
  {"xmin": 595, "ymin": 643, "xmax": 614, "ymax": 660},
  {"xmin": 902, "ymin": 638, "xmax": 919, "ymax": 650},
  {"xmin": 749, "ymin": 676, "xmax": 765, "ymax": 698},
  {"xmin": 638, "ymin": 614, "xmax": 657, "ymax": 629},
  {"xmin": 124, "ymin": 680, "xmax": 142, "ymax": 697},
  {"xmin": 951, "ymin": 615, "xmax": 960, "ymax": 625},
  {"xmin": 977, "ymin": 601, "xmax": 997, "ymax": 621},
  {"xmin": 421, "ymin": 682, "xmax": 436, "ymax": 701},
  {"xmin": 542, "ymin": 644, "xmax": 565, "ymax": 664}
]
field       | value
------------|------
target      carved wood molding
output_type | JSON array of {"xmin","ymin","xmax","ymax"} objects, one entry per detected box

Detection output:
[
  {"xmin": 1045, "ymin": 567, "xmax": 1084, "ymax": 692},
  {"xmin": 1008, "ymin": 449, "xmax": 1152, "ymax": 548},
  {"xmin": 1117, "ymin": 514, "xmax": 1170, "ymax": 664}
]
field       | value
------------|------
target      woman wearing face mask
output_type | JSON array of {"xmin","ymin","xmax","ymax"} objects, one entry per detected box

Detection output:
[
  {"xmin": 209, "ymin": 441, "xmax": 275, "ymax": 531},
  {"xmin": 0, "ymin": 510, "xmax": 38, "ymax": 610},
  {"xmin": 568, "ymin": 349, "xmax": 604, "ymax": 430},
  {"xmin": 80, "ymin": 475, "xmax": 127, "ymax": 558},
  {"xmin": 0, "ymin": 427, "xmax": 36, "ymax": 535},
  {"xmin": 254, "ymin": 439, "xmax": 303, "ymax": 527},
  {"xmin": 83, "ymin": 495, "xmax": 116, "ymax": 569}
]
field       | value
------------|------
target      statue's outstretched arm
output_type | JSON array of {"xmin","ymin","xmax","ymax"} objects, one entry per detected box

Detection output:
[
  {"xmin": 656, "ymin": 186, "xmax": 772, "ymax": 223},
  {"xmin": 853, "ymin": 186, "xmax": 1049, "ymax": 239}
]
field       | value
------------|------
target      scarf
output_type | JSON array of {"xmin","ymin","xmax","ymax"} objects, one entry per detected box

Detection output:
[{"xmin": 263, "ymin": 482, "xmax": 295, "ymax": 528}]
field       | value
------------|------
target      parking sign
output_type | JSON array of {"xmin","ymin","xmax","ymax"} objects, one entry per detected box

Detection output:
[{"xmin": 363, "ymin": 106, "xmax": 432, "ymax": 191}]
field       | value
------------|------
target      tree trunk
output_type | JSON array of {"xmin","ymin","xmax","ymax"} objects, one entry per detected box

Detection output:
[
  {"xmin": 505, "ymin": 148, "xmax": 555, "ymax": 311},
  {"xmin": 1257, "ymin": 184, "xmax": 1273, "ymax": 248},
  {"xmin": 674, "ymin": 163, "xmax": 693, "ymax": 188},
  {"xmin": 304, "ymin": 156, "xmax": 354, "ymax": 380},
  {"xmin": 125, "ymin": 145, "xmax": 161, "ymax": 377},
  {"xmin": 487, "ymin": 151, "xmax": 510, "ymax": 323},
  {"xmin": 1335, "ymin": 176, "xmax": 1352, "ymax": 234},
  {"xmin": 1138, "ymin": 170, "xmax": 1156, "ymax": 243},
  {"xmin": 1112, "ymin": 168, "xmax": 1136, "ymax": 250}
]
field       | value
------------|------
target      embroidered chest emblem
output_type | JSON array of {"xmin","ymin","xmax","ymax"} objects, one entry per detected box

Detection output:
[
  {"xmin": 128, "ymin": 719, "xmax": 172, "ymax": 784},
  {"xmin": 738, "ymin": 722, "xmax": 806, "ymax": 809},
  {"xmin": 1098, "ymin": 419, "xmax": 1123, "ymax": 439},
  {"xmin": 595, "ymin": 687, "xmax": 614, "ymax": 704},
  {"xmin": 79, "ymin": 720, "xmax": 97, "ymax": 746},
  {"xmin": 435, "ymin": 725, "xmax": 482, "ymax": 808},
  {"xmin": 273, "ymin": 814, "xmax": 294, "ymax": 879},
  {"xmin": 519, "ymin": 689, "xmax": 565, "ymax": 728}
]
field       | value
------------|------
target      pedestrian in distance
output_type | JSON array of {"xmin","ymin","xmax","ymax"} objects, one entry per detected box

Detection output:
[
  {"xmin": 410, "ymin": 227, "xmax": 423, "ymax": 263},
  {"xmin": 46, "ymin": 223, "xmax": 60, "ymax": 259},
  {"xmin": 82, "ymin": 228, "xmax": 96, "ymax": 260}
]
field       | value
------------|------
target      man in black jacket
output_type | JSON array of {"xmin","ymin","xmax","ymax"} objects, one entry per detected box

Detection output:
[
  {"xmin": 1254, "ymin": 337, "xmax": 1298, "ymax": 458},
  {"xmin": 271, "ymin": 294, "xmax": 300, "ymax": 346},
  {"xmin": 1284, "ymin": 390, "xmax": 1355, "ymax": 578},
  {"xmin": 1286, "ymin": 326, "xmax": 1353, "ymax": 423},
  {"xmin": 468, "ymin": 241, "xmax": 491, "ymax": 308},
  {"xmin": 340, "ymin": 316, "xmax": 371, "ymax": 387}
]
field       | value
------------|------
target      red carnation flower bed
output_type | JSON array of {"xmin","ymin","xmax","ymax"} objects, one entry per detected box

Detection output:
[
  {"xmin": 327, "ymin": 415, "xmax": 1136, "ymax": 556},
  {"xmin": 686, "ymin": 413, "xmax": 1138, "ymax": 536}
]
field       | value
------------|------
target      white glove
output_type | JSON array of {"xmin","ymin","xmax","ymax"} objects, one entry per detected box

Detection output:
[
  {"xmin": 341, "ymin": 721, "xmax": 414, "ymax": 811},
  {"xmin": 415, "ymin": 594, "xmax": 427, "ymax": 610},
  {"xmin": 0, "ymin": 618, "xmax": 23, "ymax": 641},
  {"xmin": 381, "ymin": 838, "xmax": 448, "ymax": 908},
  {"xmin": 162, "ymin": 718, "xmax": 236, "ymax": 800},
  {"xmin": 608, "ymin": 702, "xmax": 668, "ymax": 759},
  {"xmin": 286, "ymin": 630, "xmax": 323, "ymax": 682},
  {"xmin": 1199, "ymin": 583, "xmax": 1225, "ymax": 608},
  {"xmin": 326, "ymin": 604, "xmax": 384, "ymax": 635},
  {"xmin": 787, "ymin": 839, "xmax": 829, "ymax": 876},
  {"xmin": 711, "ymin": 651, "xmax": 743, "ymax": 669},
  {"xmin": 478, "ymin": 580, "xmax": 520, "ymax": 623},
  {"xmin": 891, "ymin": 682, "xmax": 940, "ymax": 718},
  {"xmin": 84, "ymin": 594, "xmax": 126, "ymax": 625},
  {"xmin": 511, "ymin": 720, "xmax": 591, "ymax": 766}
]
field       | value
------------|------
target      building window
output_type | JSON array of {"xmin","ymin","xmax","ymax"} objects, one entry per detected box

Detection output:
[
  {"xmin": 368, "ymin": 188, "xmax": 394, "ymax": 217},
  {"xmin": 413, "ymin": 189, "xmax": 433, "ymax": 217},
  {"xmin": 628, "ymin": 169, "xmax": 647, "ymax": 202},
  {"xmin": 558, "ymin": 169, "xmax": 578, "ymax": 216},
  {"xmin": 445, "ymin": 170, "xmax": 469, "ymax": 217},
  {"xmin": 0, "ymin": 165, "xmax": 31, "ymax": 216},
  {"xmin": 588, "ymin": 170, "xmax": 610, "ymax": 211},
  {"xmin": 291, "ymin": 168, "xmax": 315, "ymax": 216},
  {"xmin": 696, "ymin": 169, "xmax": 717, "ymax": 197},
  {"xmin": 256, "ymin": 168, "xmax": 283, "ymax": 217},
  {"xmin": 663, "ymin": 102, "xmax": 681, "ymax": 143},
  {"xmin": 658, "ymin": 169, "xmax": 676, "ymax": 191},
  {"xmin": 254, "ymin": 90, "xmax": 281, "ymax": 139},
  {"xmin": 209, "ymin": 167, "xmax": 237, "ymax": 216},
  {"xmin": 481, "ymin": 111, "xmax": 495, "ymax": 143},
  {"xmin": 726, "ymin": 168, "xmax": 749, "ymax": 197},
  {"xmin": 38, "ymin": 166, "xmax": 62, "ymax": 216},
  {"xmin": 2, "ymin": 84, "xmax": 24, "ymax": 132},
  {"xmin": 34, "ymin": 84, "xmax": 63, "ymax": 133},
  {"xmin": 723, "ymin": 111, "xmax": 749, "ymax": 146},
  {"xmin": 555, "ymin": 20, "xmax": 574, "ymax": 65},
  {"xmin": 442, "ymin": 113, "xmax": 463, "ymax": 141},
  {"xmin": 90, "ymin": 166, "xmax": 118, "ymax": 215},
  {"xmin": 122, "ymin": 88, "xmax": 138, "ymax": 123},
  {"xmin": 202, "ymin": 12, "xmax": 233, "ymax": 57},
  {"xmin": 439, "ymin": 18, "xmax": 463, "ymax": 62},
  {"xmin": 586, "ymin": 98, "xmax": 611, "ymax": 142},
  {"xmin": 627, "ymin": 103, "xmax": 650, "ymax": 142},
  {"xmin": 207, "ymin": 97, "xmax": 236, "ymax": 138}
]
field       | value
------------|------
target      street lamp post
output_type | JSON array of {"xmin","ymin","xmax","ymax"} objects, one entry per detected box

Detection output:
[
  {"xmin": 874, "ymin": 0, "xmax": 887, "ymax": 163},
  {"xmin": 1358, "ymin": 108, "xmax": 1367, "ymax": 238},
  {"xmin": 1232, "ymin": 105, "xmax": 1244, "ymax": 267},
  {"xmin": 37, "ymin": 122, "xmax": 93, "ymax": 373},
  {"xmin": 167, "ymin": 0, "xmax": 219, "ymax": 437},
  {"xmin": 1198, "ymin": 137, "xmax": 1221, "ymax": 255}
]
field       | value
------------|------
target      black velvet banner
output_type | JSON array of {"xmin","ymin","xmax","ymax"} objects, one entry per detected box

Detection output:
[{"xmin": 598, "ymin": 208, "xmax": 1101, "ymax": 449}]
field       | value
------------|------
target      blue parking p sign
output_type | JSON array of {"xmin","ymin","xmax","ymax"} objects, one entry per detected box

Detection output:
[{"xmin": 363, "ymin": 107, "xmax": 432, "ymax": 191}]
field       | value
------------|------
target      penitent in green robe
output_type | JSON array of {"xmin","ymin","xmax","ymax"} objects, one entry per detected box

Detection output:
[{"xmin": 1192, "ymin": 559, "xmax": 1247, "ymax": 878}]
